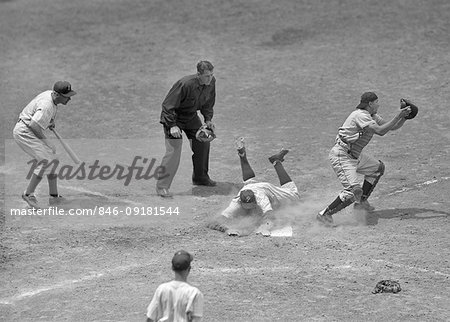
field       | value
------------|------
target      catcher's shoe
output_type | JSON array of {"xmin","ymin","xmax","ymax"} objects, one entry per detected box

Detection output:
[
  {"xmin": 235, "ymin": 137, "xmax": 246, "ymax": 157},
  {"xmin": 354, "ymin": 200, "xmax": 375, "ymax": 212},
  {"xmin": 316, "ymin": 209, "xmax": 333, "ymax": 225},
  {"xmin": 22, "ymin": 191, "xmax": 40, "ymax": 209},
  {"xmin": 49, "ymin": 195, "xmax": 69, "ymax": 206},
  {"xmin": 268, "ymin": 149, "xmax": 289, "ymax": 164}
]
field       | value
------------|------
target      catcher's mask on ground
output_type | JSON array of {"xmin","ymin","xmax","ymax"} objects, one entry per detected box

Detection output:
[{"xmin": 239, "ymin": 189, "xmax": 257, "ymax": 209}]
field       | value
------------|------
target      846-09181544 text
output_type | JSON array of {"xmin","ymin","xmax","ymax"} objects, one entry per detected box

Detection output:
[{"xmin": 10, "ymin": 206, "xmax": 180, "ymax": 216}]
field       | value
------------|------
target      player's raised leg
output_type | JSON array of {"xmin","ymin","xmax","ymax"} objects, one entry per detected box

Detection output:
[
  {"xmin": 235, "ymin": 137, "xmax": 256, "ymax": 181},
  {"xmin": 268, "ymin": 148, "xmax": 290, "ymax": 185}
]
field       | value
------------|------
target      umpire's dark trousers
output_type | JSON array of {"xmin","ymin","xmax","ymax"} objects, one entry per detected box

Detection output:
[{"xmin": 156, "ymin": 116, "xmax": 211, "ymax": 190}]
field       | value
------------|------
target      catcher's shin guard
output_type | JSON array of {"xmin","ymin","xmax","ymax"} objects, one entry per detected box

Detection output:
[
  {"xmin": 361, "ymin": 160, "xmax": 385, "ymax": 201},
  {"xmin": 323, "ymin": 196, "xmax": 354, "ymax": 216}
]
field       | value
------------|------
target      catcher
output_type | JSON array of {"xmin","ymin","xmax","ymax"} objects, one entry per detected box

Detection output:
[
  {"xmin": 207, "ymin": 138, "xmax": 300, "ymax": 237},
  {"xmin": 317, "ymin": 92, "xmax": 417, "ymax": 225}
]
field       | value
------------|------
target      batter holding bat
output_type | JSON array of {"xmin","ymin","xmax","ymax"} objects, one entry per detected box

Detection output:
[
  {"xmin": 317, "ymin": 92, "xmax": 416, "ymax": 225},
  {"xmin": 13, "ymin": 81, "xmax": 76, "ymax": 208}
]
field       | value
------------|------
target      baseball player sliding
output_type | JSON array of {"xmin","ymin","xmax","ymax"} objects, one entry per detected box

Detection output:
[
  {"xmin": 207, "ymin": 138, "xmax": 300, "ymax": 237},
  {"xmin": 13, "ymin": 81, "xmax": 76, "ymax": 209},
  {"xmin": 317, "ymin": 92, "xmax": 412, "ymax": 225}
]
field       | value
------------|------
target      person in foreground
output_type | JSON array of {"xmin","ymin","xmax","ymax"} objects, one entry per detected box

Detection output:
[
  {"xmin": 13, "ymin": 81, "xmax": 76, "ymax": 209},
  {"xmin": 317, "ymin": 92, "xmax": 411, "ymax": 225},
  {"xmin": 146, "ymin": 250, "xmax": 204, "ymax": 322},
  {"xmin": 207, "ymin": 138, "xmax": 300, "ymax": 237}
]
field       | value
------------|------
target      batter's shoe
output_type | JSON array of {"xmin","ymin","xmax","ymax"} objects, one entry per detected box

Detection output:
[
  {"xmin": 49, "ymin": 195, "xmax": 69, "ymax": 206},
  {"xmin": 235, "ymin": 137, "xmax": 246, "ymax": 157},
  {"xmin": 354, "ymin": 200, "xmax": 375, "ymax": 212},
  {"xmin": 316, "ymin": 209, "xmax": 333, "ymax": 225},
  {"xmin": 22, "ymin": 191, "xmax": 40, "ymax": 209},
  {"xmin": 156, "ymin": 188, "xmax": 173, "ymax": 198},
  {"xmin": 268, "ymin": 149, "xmax": 289, "ymax": 164}
]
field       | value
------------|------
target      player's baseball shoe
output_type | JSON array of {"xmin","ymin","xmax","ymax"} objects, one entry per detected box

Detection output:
[
  {"xmin": 316, "ymin": 209, "xmax": 333, "ymax": 225},
  {"xmin": 49, "ymin": 195, "xmax": 69, "ymax": 206},
  {"xmin": 268, "ymin": 149, "xmax": 289, "ymax": 164},
  {"xmin": 235, "ymin": 137, "xmax": 246, "ymax": 157},
  {"xmin": 22, "ymin": 191, "xmax": 40, "ymax": 209},
  {"xmin": 156, "ymin": 188, "xmax": 173, "ymax": 198},
  {"xmin": 192, "ymin": 178, "xmax": 217, "ymax": 186},
  {"xmin": 354, "ymin": 200, "xmax": 375, "ymax": 212}
]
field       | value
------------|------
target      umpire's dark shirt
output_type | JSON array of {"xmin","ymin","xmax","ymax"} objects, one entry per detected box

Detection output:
[{"xmin": 160, "ymin": 74, "xmax": 215, "ymax": 128}]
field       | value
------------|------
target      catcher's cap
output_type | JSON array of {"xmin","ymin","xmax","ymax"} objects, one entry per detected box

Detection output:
[
  {"xmin": 356, "ymin": 92, "xmax": 378, "ymax": 109},
  {"xmin": 172, "ymin": 250, "xmax": 193, "ymax": 271},
  {"xmin": 53, "ymin": 81, "xmax": 76, "ymax": 97},
  {"xmin": 239, "ymin": 189, "xmax": 256, "ymax": 204}
]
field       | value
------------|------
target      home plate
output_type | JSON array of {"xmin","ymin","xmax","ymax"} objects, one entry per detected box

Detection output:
[{"xmin": 270, "ymin": 225, "xmax": 293, "ymax": 237}]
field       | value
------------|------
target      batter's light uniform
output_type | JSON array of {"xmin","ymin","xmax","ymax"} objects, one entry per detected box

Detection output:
[
  {"xmin": 13, "ymin": 81, "xmax": 76, "ymax": 208},
  {"xmin": 13, "ymin": 90, "xmax": 59, "ymax": 176}
]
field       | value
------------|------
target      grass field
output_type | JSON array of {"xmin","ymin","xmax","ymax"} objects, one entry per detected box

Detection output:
[{"xmin": 1, "ymin": 0, "xmax": 450, "ymax": 321}]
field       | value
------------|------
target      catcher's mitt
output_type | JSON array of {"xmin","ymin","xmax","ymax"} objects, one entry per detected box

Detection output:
[
  {"xmin": 372, "ymin": 280, "xmax": 402, "ymax": 294},
  {"xmin": 400, "ymin": 98, "xmax": 418, "ymax": 119},
  {"xmin": 195, "ymin": 125, "xmax": 216, "ymax": 142}
]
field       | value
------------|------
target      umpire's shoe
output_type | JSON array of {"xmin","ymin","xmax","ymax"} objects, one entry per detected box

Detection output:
[
  {"xmin": 192, "ymin": 178, "xmax": 217, "ymax": 186},
  {"xmin": 268, "ymin": 149, "xmax": 289, "ymax": 164},
  {"xmin": 156, "ymin": 188, "xmax": 173, "ymax": 198}
]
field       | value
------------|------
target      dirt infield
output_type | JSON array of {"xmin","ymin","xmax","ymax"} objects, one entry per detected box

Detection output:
[{"xmin": 1, "ymin": 0, "xmax": 450, "ymax": 321}]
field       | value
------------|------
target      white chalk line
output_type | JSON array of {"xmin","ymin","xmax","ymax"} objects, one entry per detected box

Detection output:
[
  {"xmin": 373, "ymin": 259, "xmax": 450, "ymax": 278},
  {"xmin": 59, "ymin": 184, "xmax": 145, "ymax": 206},
  {"xmin": 0, "ymin": 264, "xmax": 294, "ymax": 305},
  {"xmin": 0, "ymin": 264, "xmax": 141, "ymax": 305},
  {"xmin": 3, "ymin": 259, "xmax": 448, "ymax": 305},
  {"xmin": 387, "ymin": 176, "xmax": 450, "ymax": 196}
]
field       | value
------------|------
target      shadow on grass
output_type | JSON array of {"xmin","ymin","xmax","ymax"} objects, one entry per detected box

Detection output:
[{"xmin": 364, "ymin": 208, "xmax": 450, "ymax": 226}]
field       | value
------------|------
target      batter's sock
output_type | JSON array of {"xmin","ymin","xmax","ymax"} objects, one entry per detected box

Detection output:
[
  {"xmin": 239, "ymin": 155, "xmax": 256, "ymax": 181},
  {"xmin": 273, "ymin": 161, "xmax": 292, "ymax": 186}
]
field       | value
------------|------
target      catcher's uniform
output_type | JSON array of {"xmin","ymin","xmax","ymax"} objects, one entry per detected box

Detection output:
[
  {"xmin": 331, "ymin": 109, "xmax": 385, "ymax": 201},
  {"xmin": 13, "ymin": 90, "xmax": 58, "ymax": 175},
  {"xmin": 146, "ymin": 280, "xmax": 204, "ymax": 322},
  {"xmin": 222, "ymin": 179, "xmax": 300, "ymax": 218}
]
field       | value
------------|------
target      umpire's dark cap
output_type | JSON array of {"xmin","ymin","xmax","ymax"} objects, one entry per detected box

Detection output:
[
  {"xmin": 356, "ymin": 92, "xmax": 378, "ymax": 109},
  {"xmin": 239, "ymin": 189, "xmax": 256, "ymax": 204},
  {"xmin": 53, "ymin": 81, "xmax": 77, "ymax": 97},
  {"xmin": 172, "ymin": 250, "xmax": 193, "ymax": 271}
]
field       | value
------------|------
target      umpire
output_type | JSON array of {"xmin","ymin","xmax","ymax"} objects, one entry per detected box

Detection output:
[{"xmin": 156, "ymin": 61, "xmax": 217, "ymax": 198}]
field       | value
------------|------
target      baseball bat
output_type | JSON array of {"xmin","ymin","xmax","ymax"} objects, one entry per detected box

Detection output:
[{"xmin": 51, "ymin": 129, "xmax": 81, "ymax": 164}]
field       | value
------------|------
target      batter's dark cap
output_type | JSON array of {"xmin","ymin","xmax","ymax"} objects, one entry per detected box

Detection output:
[
  {"xmin": 356, "ymin": 92, "xmax": 378, "ymax": 109},
  {"xmin": 172, "ymin": 250, "xmax": 193, "ymax": 271},
  {"xmin": 53, "ymin": 81, "xmax": 76, "ymax": 97},
  {"xmin": 239, "ymin": 189, "xmax": 256, "ymax": 204}
]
